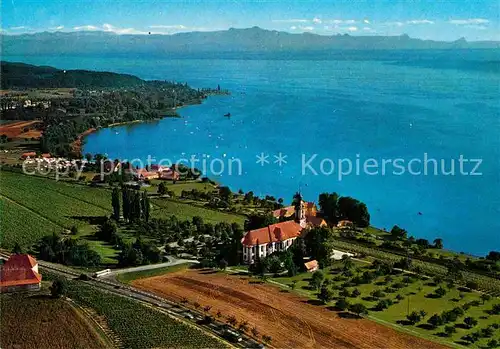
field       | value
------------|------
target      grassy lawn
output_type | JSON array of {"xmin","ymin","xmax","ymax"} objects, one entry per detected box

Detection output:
[
  {"xmin": 270, "ymin": 260, "xmax": 500, "ymax": 348},
  {"xmin": 151, "ymin": 197, "xmax": 246, "ymax": 226},
  {"xmin": 147, "ymin": 180, "xmax": 216, "ymax": 197},
  {"xmin": 117, "ymin": 263, "xmax": 194, "ymax": 284}
]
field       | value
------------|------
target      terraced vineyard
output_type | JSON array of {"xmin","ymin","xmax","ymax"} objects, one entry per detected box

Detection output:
[{"xmin": 66, "ymin": 280, "xmax": 227, "ymax": 349}]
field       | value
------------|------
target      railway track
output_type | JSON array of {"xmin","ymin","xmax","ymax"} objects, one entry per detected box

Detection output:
[{"xmin": 0, "ymin": 252, "xmax": 262, "ymax": 349}]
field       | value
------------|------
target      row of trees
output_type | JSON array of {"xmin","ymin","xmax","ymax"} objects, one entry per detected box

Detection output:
[
  {"xmin": 37, "ymin": 232, "xmax": 101, "ymax": 267},
  {"xmin": 111, "ymin": 187, "xmax": 150, "ymax": 222},
  {"xmin": 318, "ymin": 192, "xmax": 370, "ymax": 227}
]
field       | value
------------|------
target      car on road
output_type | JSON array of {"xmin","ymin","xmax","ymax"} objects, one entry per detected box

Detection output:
[
  {"xmin": 223, "ymin": 329, "xmax": 242, "ymax": 343},
  {"xmin": 184, "ymin": 312, "xmax": 195, "ymax": 320}
]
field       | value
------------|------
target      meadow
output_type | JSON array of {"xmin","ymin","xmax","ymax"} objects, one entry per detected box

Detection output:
[{"xmin": 271, "ymin": 260, "xmax": 500, "ymax": 348}]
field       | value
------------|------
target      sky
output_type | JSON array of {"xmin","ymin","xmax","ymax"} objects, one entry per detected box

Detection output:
[{"xmin": 1, "ymin": 0, "xmax": 499, "ymax": 41}]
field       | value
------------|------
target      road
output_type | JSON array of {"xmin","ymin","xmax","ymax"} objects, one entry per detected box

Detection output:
[
  {"xmin": 106, "ymin": 256, "xmax": 199, "ymax": 275},
  {"xmin": 0, "ymin": 252, "xmax": 261, "ymax": 349}
]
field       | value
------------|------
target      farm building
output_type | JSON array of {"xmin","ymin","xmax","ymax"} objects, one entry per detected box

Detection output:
[
  {"xmin": 0, "ymin": 254, "xmax": 42, "ymax": 293},
  {"xmin": 304, "ymin": 260, "xmax": 319, "ymax": 272}
]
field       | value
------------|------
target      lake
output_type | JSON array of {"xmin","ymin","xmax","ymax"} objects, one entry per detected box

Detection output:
[{"xmin": 6, "ymin": 52, "xmax": 499, "ymax": 255}]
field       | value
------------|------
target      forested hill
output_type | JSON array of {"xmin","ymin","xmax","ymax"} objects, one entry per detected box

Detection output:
[{"xmin": 1, "ymin": 61, "xmax": 148, "ymax": 89}]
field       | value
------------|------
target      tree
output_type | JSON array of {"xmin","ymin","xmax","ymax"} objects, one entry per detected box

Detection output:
[
  {"xmin": 304, "ymin": 226, "xmax": 334, "ymax": 267},
  {"xmin": 390, "ymin": 225, "xmax": 408, "ymax": 240},
  {"xmin": 290, "ymin": 280, "xmax": 297, "ymax": 290},
  {"xmin": 244, "ymin": 213, "xmax": 277, "ymax": 231},
  {"xmin": 434, "ymin": 286, "xmax": 447, "ymax": 298},
  {"xmin": 444, "ymin": 325, "xmax": 456, "ymax": 337},
  {"xmin": 318, "ymin": 192, "xmax": 339, "ymax": 224},
  {"xmin": 251, "ymin": 327, "xmax": 259, "ymax": 337},
  {"xmin": 310, "ymin": 270, "xmax": 325, "ymax": 291},
  {"xmin": 12, "ymin": 242, "xmax": 23, "ymax": 254},
  {"xmin": 487, "ymin": 339, "xmax": 499, "ymax": 348},
  {"xmin": 433, "ymin": 238, "xmax": 443, "ymax": 249},
  {"xmin": 349, "ymin": 303, "xmax": 368, "ymax": 317},
  {"xmin": 337, "ymin": 196, "xmax": 370, "ymax": 227},
  {"xmin": 341, "ymin": 255, "xmax": 354, "ymax": 273},
  {"xmin": 70, "ymin": 225, "xmax": 78, "ymax": 235},
  {"xmin": 219, "ymin": 258, "xmax": 228, "ymax": 270},
  {"xmin": 351, "ymin": 288, "xmax": 361, "ymax": 298},
  {"xmin": 111, "ymin": 187, "xmax": 121, "ymax": 220},
  {"xmin": 464, "ymin": 316, "xmax": 478, "ymax": 329},
  {"xmin": 85, "ymin": 153, "xmax": 93, "ymax": 163},
  {"xmin": 141, "ymin": 190, "xmax": 150, "ymax": 222},
  {"xmin": 50, "ymin": 277, "xmax": 68, "ymax": 298},
  {"xmin": 262, "ymin": 335, "xmax": 272, "ymax": 344},
  {"xmin": 335, "ymin": 298, "xmax": 350, "ymax": 311},
  {"xmin": 318, "ymin": 285, "xmax": 335, "ymax": 304},
  {"xmin": 481, "ymin": 294, "xmax": 491, "ymax": 304},
  {"xmin": 427, "ymin": 314, "xmax": 444, "ymax": 328},
  {"xmin": 406, "ymin": 311, "xmax": 422, "ymax": 325},
  {"xmin": 158, "ymin": 182, "xmax": 168, "ymax": 196}
]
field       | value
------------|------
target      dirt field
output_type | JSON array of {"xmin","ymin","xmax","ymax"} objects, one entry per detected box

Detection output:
[
  {"xmin": 0, "ymin": 120, "xmax": 43, "ymax": 139},
  {"xmin": 0, "ymin": 294, "xmax": 107, "ymax": 349},
  {"xmin": 133, "ymin": 269, "xmax": 447, "ymax": 349}
]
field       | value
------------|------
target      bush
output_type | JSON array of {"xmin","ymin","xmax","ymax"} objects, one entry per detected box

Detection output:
[
  {"xmin": 335, "ymin": 298, "xmax": 350, "ymax": 311},
  {"xmin": 50, "ymin": 277, "xmax": 68, "ymax": 298}
]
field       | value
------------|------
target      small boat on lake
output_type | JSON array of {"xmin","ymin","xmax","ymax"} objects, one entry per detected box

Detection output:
[{"xmin": 224, "ymin": 112, "xmax": 231, "ymax": 117}]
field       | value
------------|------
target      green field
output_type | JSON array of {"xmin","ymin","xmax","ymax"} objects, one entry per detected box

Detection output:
[
  {"xmin": 66, "ymin": 280, "xmax": 227, "ymax": 349},
  {"xmin": 271, "ymin": 261, "xmax": 500, "ymax": 348},
  {"xmin": 0, "ymin": 196, "xmax": 61, "ymax": 248},
  {"xmin": 151, "ymin": 197, "xmax": 246, "ymax": 226},
  {"xmin": 147, "ymin": 180, "xmax": 216, "ymax": 196}
]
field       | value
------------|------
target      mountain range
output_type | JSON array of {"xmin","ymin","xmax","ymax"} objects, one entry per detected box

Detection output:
[{"xmin": 2, "ymin": 27, "xmax": 499, "ymax": 58}]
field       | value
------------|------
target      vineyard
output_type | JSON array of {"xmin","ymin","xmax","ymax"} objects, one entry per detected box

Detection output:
[
  {"xmin": 0, "ymin": 294, "xmax": 106, "ymax": 349},
  {"xmin": 66, "ymin": 280, "xmax": 227, "ymax": 349},
  {"xmin": 331, "ymin": 239, "xmax": 500, "ymax": 296},
  {"xmin": 0, "ymin": 196, "xmax": 61, "ymax": 248},
  {"xmin": 151, "ymin": 197, "xmax": 246, "ymax": 225},
  {"xmin": 0, "ymin": 171, "xmax": 110, "ymax": 247}
]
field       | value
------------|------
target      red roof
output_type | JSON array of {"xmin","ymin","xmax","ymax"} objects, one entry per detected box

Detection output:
[
  {"xmin": 242, "ymin": 221, "xmax": 302, "ymax": 246},
  {"xmin": 304, "ymin": 260, "xmax": 319, "ymax": 271},
  {"xmin": 272, "ymin": 206, "xmax": 295, "ymax": 218},
  {"xmin": 0, "ymin": 254, "xmax": 41, "ymax": 287}
]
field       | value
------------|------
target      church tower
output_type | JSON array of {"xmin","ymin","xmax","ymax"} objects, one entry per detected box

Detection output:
[{"xmin": 294, "ymin": 192, "xmax": 307, "ymax": 228}]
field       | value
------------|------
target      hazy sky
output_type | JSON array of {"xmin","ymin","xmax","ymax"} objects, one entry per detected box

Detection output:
[{"xmin": 1, "ymin": 0, "xmax": 499, "ymax": 41}]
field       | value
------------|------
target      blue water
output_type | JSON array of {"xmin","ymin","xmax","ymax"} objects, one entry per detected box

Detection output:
[{"xmin": 5, "ymin": 53, "xmax": 499, "ymax": 256}]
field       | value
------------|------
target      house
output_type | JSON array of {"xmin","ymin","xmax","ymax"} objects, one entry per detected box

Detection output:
[
  {"xmin": 41, "ymin": 153, "xmax": 51, "ymax": 158},
  {"xmin": 20, "ymin": 151, "xmax": 36, "ymax": 159},
  {"xmin": 0, "ymin": 254, "xmax": 42, "ymax": 293},
  {"xmin": 304, "ymin": 260, "xmax": 319, "ymax": 272},
  {"xmin": 337, "ymin": 220, "xmax": 354, "ymax": 229},
  {"xmin": 241, "ymin": 220, "xmax": 303, "ymax": 264},
  {"xmin": 135, "ymin": 168, "xmax": 158, "ymax": 180},
  {"xmin": 158, "ymin": 167, "xmax": 180, "ymax": 181}
]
